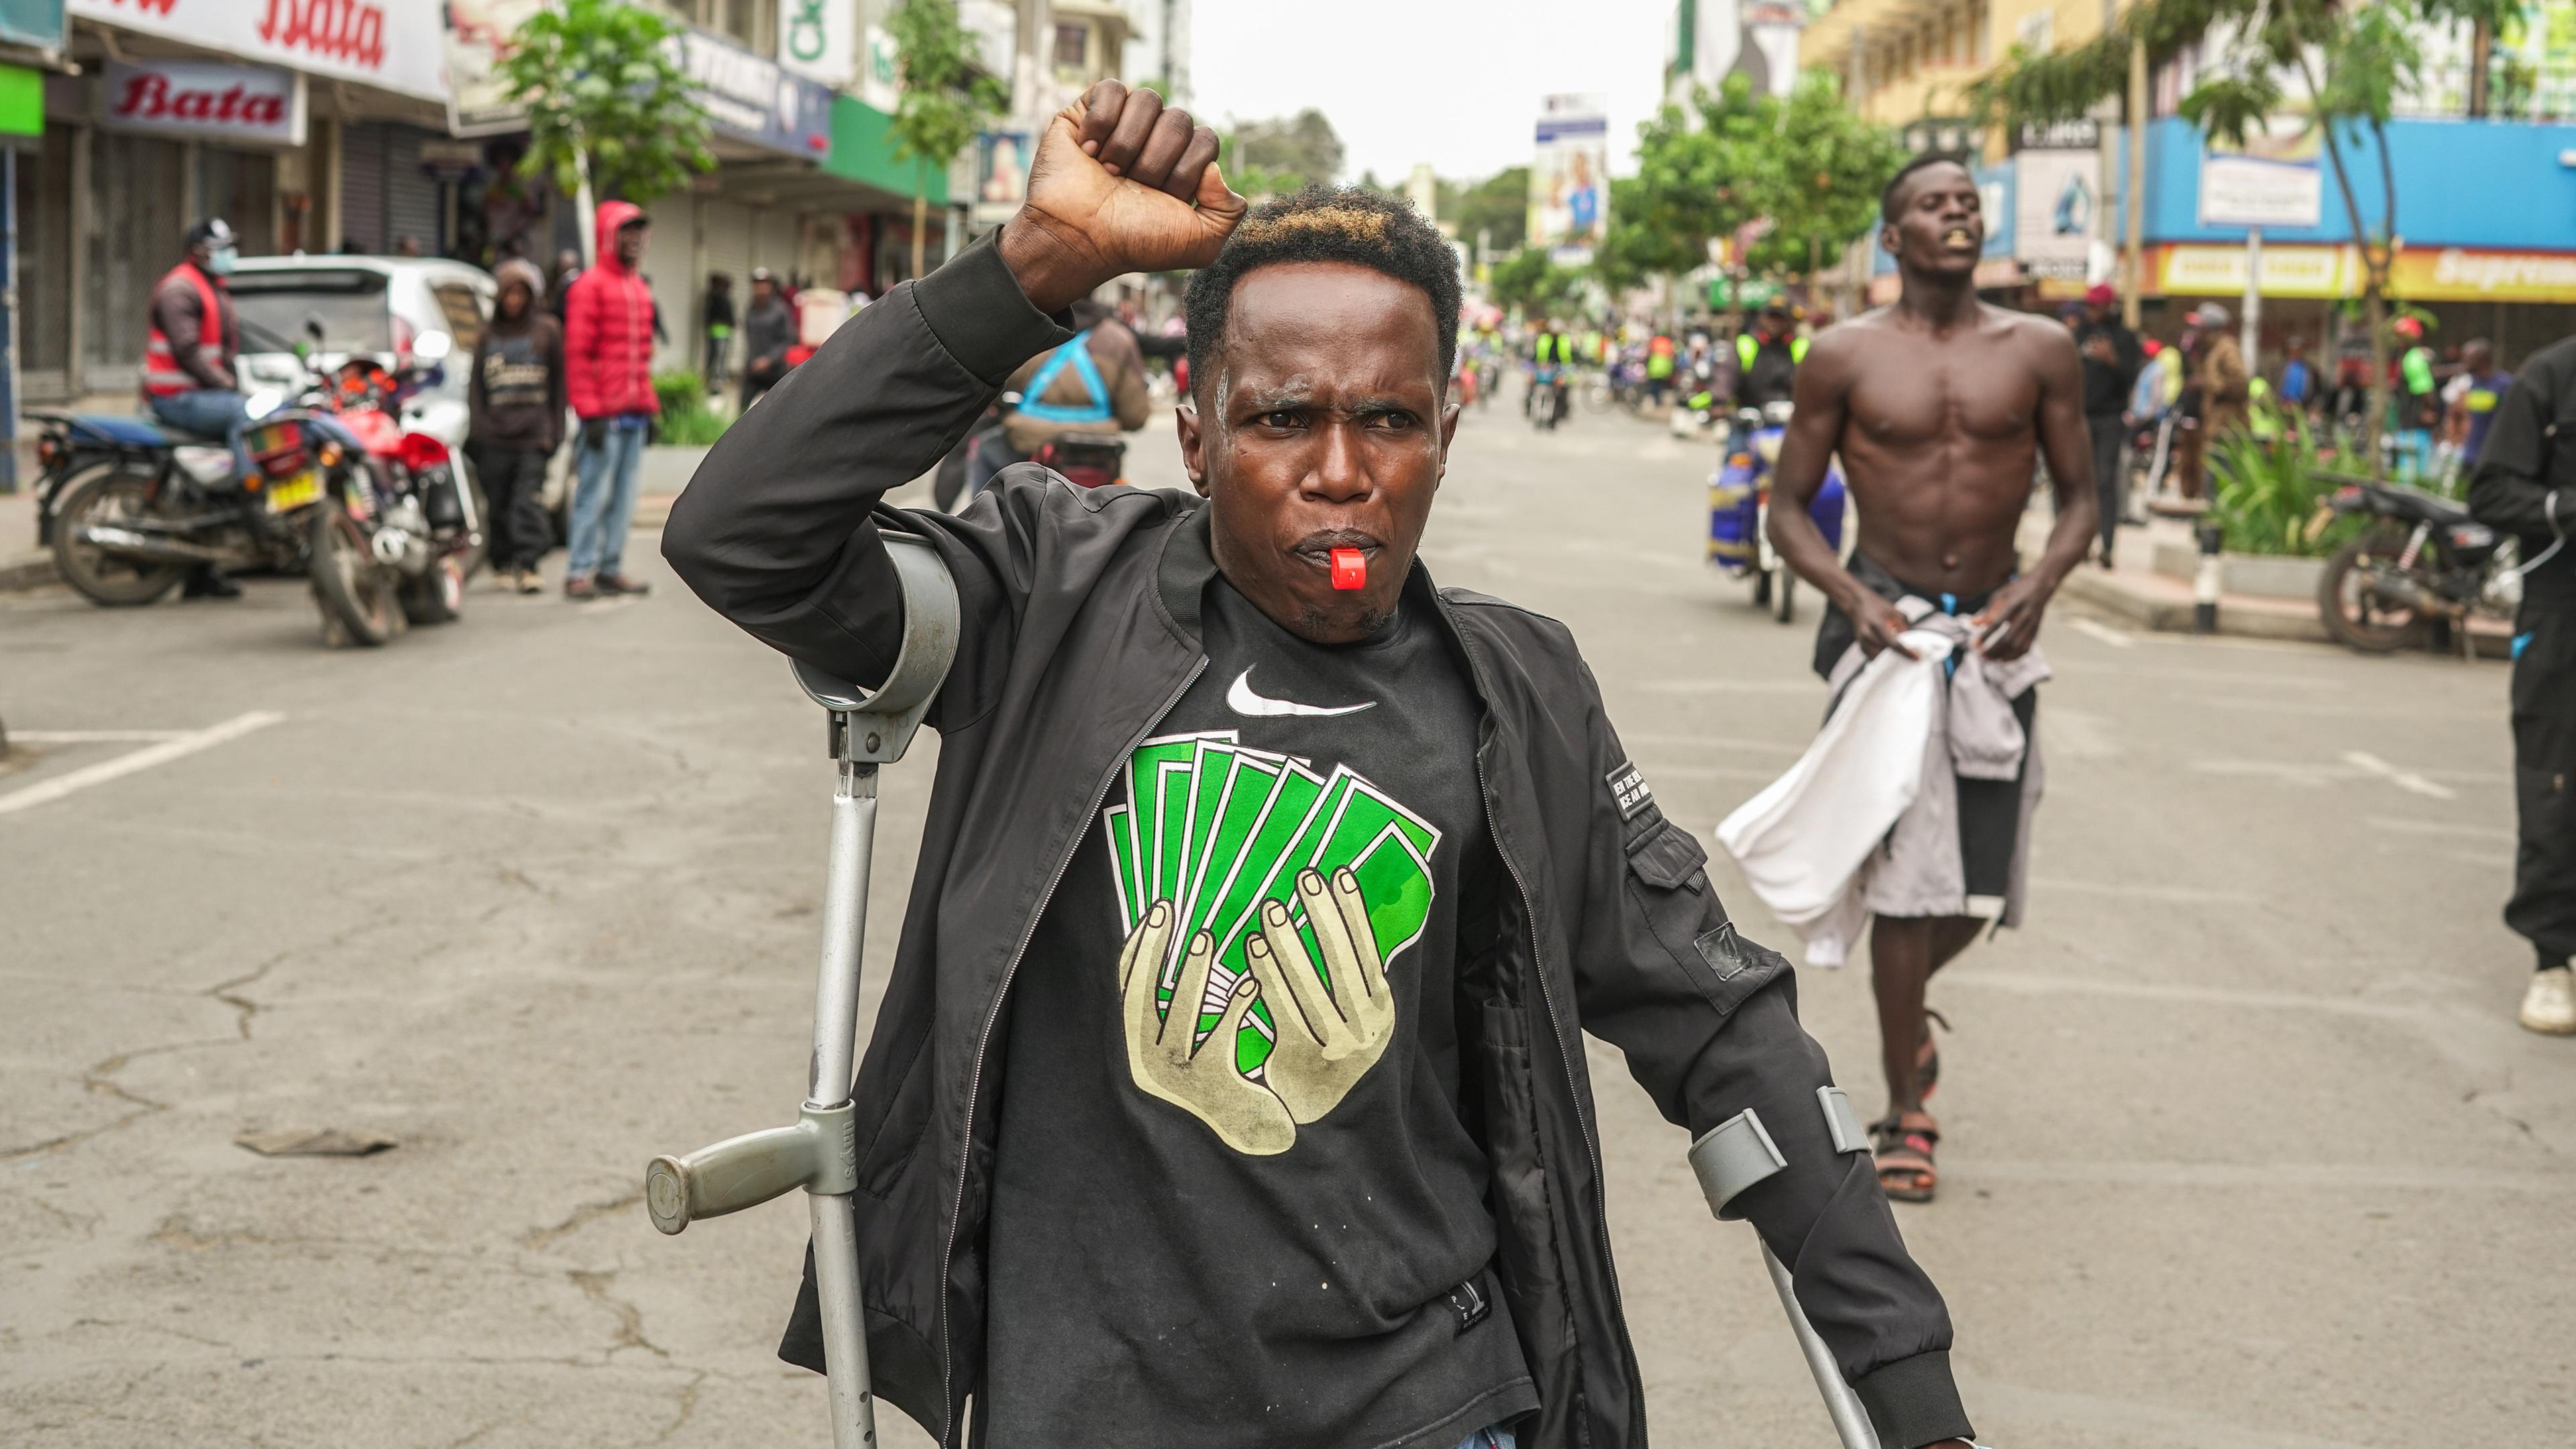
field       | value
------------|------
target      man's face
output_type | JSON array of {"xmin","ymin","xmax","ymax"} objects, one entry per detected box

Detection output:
[
  {"xmin": 2465, "ymin": 341, "xmax": 2494, "ymax": 372},
  {"xmin": 1760, "ymin": 308, "xmax": 1790, "ymax": 338},
  {"xmin": 1881, "ymin": 162, "xmax": 1981, "ymax": 280},
  {"xmin": 616, "ymin": 221, "xmax": 648, "ymax": 268},
  {"xmin": 1177, "ymin": 261, "xmax": 1460, "ymax": 645},
  {"xmin": 752, "ymin": 278, "xmax": 775, "ymax": 303}
]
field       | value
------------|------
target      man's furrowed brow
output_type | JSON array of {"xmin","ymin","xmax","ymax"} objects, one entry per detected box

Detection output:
[{"xmin": 1237, "ymin": 384, "xmax": 1313, "ymax": 412}]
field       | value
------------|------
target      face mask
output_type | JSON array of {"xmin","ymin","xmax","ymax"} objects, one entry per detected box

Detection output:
[{"xmin": 206, "ymin": 246, "xmax": 239, "ymax": 276}]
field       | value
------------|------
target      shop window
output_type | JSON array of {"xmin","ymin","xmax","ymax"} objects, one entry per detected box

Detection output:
[{"xmin": 1053, "ymin": 22, "xmax": 1090, "ymax": 79}]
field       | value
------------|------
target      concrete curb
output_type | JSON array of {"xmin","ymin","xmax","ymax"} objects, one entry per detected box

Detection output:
[{"xmin": 1, "ymin": 547, "xmax": 56, "ymax": 592}]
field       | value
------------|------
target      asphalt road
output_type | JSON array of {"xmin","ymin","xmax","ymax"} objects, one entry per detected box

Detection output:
[{"xmin": 3, "ymin": 388, "xmax": 2569, "ymax": 1448}]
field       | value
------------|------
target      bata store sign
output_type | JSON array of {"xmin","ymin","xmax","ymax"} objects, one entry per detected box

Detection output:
[
  {"xmin": 99, "ymin": 59, "xmax": 308, "ymax": 147},
  {"xmin": 66, "ymin": 0, "xmax": 447, "ymax": 103}
]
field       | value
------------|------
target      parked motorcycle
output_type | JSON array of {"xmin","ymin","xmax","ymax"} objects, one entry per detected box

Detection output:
[
  {"xmin": 36, "ymin": 390, "xmax": 364, "ymax": 608},
  {"xmin": 2314, "ymin": 474, "xmax": 2520, "ymax": 653},
  {"xmin": 1709, "ymin": 402, "xmax": 1845, "ymax": 624},
  {"xmin": 301, "ymin": 330, "xmax": 481, "ymax": 645}
]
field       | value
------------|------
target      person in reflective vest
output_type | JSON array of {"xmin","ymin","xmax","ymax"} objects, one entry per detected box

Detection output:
[
  {"xmin": 1733, "ymin": 302, "xmax": 1807, "ymax": 410},
  {"xmin": 144, "ymin": 217, "xmax": 253, "ymax": 483}
]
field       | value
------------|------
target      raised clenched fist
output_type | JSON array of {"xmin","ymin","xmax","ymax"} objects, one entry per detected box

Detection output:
[{"xmin": 999, "ymin": 79, "xmax": 1247, "ymax": 314}]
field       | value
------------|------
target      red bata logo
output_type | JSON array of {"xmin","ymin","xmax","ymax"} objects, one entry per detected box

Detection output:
[
  {"xmin": 113, "ymin": 70, "xmax": 289, "ymax": 128},
  {"xmin": 257, "ymin": 0, "xmax": 387, "ymax": 72}
]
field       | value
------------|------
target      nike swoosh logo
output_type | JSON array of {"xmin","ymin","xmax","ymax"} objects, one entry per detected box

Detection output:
[{"xmin": 1225, "ymin": 667, "xmax": 1377, "ymax": 718}]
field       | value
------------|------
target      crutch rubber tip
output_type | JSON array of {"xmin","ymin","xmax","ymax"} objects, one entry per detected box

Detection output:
[{"xmin": 645, "ymin": 1156, "xmax": 691, "ymax": 1235}]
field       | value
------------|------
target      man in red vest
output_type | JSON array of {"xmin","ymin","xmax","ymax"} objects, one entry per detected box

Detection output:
[
  {"xmin": 144, "ymin": 217, "xmax": 252, "ymax": 598},
  {"xmin": 559, "ymin": 201, "xmax": 660, "ymax": 600}
]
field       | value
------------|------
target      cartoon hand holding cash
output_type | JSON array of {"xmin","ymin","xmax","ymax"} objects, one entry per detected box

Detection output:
[{"xmin": 1120, "ymin": 867, "xmax": 1393, "ymax": 1155}]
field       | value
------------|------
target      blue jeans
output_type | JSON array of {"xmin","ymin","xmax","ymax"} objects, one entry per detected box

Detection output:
[
  {"xmin": 567, "ymin": 413, "xmax": 649, "ymax": 580},
  {"xmin": 148, "ymin": 388, "xmax": 254, "ymax": 482},
  {"xmin": 1456, "ymin": 1429, "xmax": 1515, "ymax": 1449}
]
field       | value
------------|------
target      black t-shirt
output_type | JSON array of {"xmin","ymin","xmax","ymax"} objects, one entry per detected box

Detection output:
[{"xmin": 982, "ymin": 571, "xmax": 1536, "ymax": 1448}]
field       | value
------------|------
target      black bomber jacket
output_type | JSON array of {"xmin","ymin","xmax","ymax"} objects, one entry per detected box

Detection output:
[{"xmin": 660, "ymin": 233, "xmax": 1974, "ymax": 1449}]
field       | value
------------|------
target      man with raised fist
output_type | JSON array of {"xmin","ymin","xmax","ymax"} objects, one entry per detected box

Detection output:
[{"xmin": 665, "ymin": 80, "xmax": 1977, "ymax": 1449}]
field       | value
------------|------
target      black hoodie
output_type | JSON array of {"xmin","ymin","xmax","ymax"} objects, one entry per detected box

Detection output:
[{"xmin": 469, "ymin": 266, "xmax": 566, "ymax": 453}]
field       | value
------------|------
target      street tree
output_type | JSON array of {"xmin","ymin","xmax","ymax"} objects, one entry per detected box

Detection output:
[
  {"xmin": 888, "ymin": 0, "xmax": 1006, "ymax": 282},
  {"xmin": 498, "ymin": 0, "xmax": 713, "ymax": 262},
  {"xmin": 1967, "ymin": 0, "xmax": 2520, "ymax": 465},
  {"xmin": 1439, "ymin": 166, "xmax": 1529, "ymax": 256},
  {"xmin": 1595, "ymin": 72, "xmax": 1901, "ymax": 305},
  {"xmin": 1487, "ymin": 246, "xmax": 1587, "ymax": 320}
]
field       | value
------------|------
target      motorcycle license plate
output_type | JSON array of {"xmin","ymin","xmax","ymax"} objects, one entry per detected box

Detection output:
[{"xmin": 266, "ymin": 470, "xmax": 323, "ymax": 515}]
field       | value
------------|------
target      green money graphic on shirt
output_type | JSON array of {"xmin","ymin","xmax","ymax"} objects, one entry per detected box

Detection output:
[{"xmin": 1105, "ymin": 732, "xmax": 1440, "ymax": 1152}]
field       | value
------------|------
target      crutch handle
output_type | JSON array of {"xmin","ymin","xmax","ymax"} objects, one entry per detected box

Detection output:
[{"xmin": 645, "ymin": 1101, "xmax": 859, "ymax": 1235}]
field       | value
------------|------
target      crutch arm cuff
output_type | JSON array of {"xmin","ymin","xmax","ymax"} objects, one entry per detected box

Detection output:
[{"xmin": 1854, "ymin": 1348, "xmax": 1974, "ymax": 1448}]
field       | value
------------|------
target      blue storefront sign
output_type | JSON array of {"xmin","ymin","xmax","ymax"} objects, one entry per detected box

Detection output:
[{"xmin": 667, "ymin": 27, "xmax": 833, "ymax": 158}]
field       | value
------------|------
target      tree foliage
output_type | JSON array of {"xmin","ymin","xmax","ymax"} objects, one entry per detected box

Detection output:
[
  {"xmin": 1438, "ymin": 166, "xmax": 1529, "ymax": 254},
  {"xmin": 1963, "ymin": 0, "xmax": 2522, "ymax": 467},
  {"xmin": 887, "ymin": 0, "xmax": 1005, "ymax": 275},
  {"xmin": 1224, "ymin": 109, "xmax": 1345, "ymax": 196},
  {"xmin": 498, "ymin": 0, "xmax": 712, "ymax": 207},
  {"xmin": 1487, "ymin": 246, "xmax": 1587, "ymax": 319},
  {"xmin": 887, "ymin": 0, "xmax": 1004, "ymax": 188},
  {"xmin": 1594, "ymin": 70, "xmax": 1904, "ymax": 295}
]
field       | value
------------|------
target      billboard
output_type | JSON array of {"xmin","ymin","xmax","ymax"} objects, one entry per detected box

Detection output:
[
  {"xmin": 1529, "ymin": 93, "xmax": 1609, "ymax": 264},
  {"xmin": 66, "ymin": 0, "xmax": 447, "ymax": 102},
  {"xmin": 2012, "ymin": 147, "xmax": 2096, "ymax": 279},
  {"xmin": 99, "ymin": 58, "xmax": 307, "ymax": 147},
  {"xmin": 441, "ymin": 0, "xmax": 551, "ymax": 138}
]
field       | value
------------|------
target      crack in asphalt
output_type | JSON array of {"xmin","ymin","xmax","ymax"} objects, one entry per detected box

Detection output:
[
  {"xmin": 521, "ymin": 1190, "xmax": 645, "ymax": 1250},
  {"xmin": 568, "ymin": 1269, "xmax": 672, "ymax": 1363}
]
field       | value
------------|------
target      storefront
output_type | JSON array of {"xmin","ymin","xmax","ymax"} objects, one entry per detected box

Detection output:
[
  {"xmin": 2134, "ymin": 115, "xmax": 2576, "ymax": 365},
  {"xmin": 25, "ymin": 0, "xmax": 449, "ymax": 400},
  {"xmin": 641, "ymin": 27, "xmax": 923, "ymax": 380}
]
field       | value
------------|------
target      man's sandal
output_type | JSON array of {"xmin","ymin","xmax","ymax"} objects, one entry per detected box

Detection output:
[{"xmin": 1872, "ymin": 1112, "xmax": 1939, "ymax": 1203}]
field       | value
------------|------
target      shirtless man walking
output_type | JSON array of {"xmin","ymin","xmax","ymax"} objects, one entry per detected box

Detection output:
[{"xmin": 1766, "ymin": 154, "xmax": 2098, "ymax": 1202}]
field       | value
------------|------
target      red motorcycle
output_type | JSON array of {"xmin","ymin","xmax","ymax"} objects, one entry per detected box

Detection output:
[{"xmin": 299, "ymin": 331, "xmax": 480, "ymax": 645}]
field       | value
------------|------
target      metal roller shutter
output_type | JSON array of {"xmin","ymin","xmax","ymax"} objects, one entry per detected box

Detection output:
[
  {"xmin": 340, "ymin": 122, "xmax": 388, "ymax": 254},
  {"xmin": 342, "ymin": 123, "xmax": 445, "ymax": 256},
  {"xmin": 753, "ymin": 206, "xmax": 800, "ymax": 282},
  {"xmin": 382, "ymin": 126, "xmax": 443, "ymax": 257}
]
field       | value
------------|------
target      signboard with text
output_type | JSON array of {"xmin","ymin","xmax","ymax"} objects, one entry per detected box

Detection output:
[
  {"xmin": 2197, "ymin": 152, "xmax": 2324, "ymax": 229},
  {"xmin": 780, "ymin": 0, "xmax": 855, "ymax": 88},
  {"xmin": 98, "ymin": 58, "xmax": 307, "ymax": 147},
  {"xmin": 667, "ymin": 27, "xmax": 833, "ymax": 158},
  {"xmin": 66, "ymin": 0, "xmax": 447, "ymax": 102}
]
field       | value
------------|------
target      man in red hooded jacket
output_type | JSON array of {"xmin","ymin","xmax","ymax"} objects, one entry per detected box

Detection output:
[{"xmin": 560, "ymin": 201, "xmax": 659, "ymax": 599}]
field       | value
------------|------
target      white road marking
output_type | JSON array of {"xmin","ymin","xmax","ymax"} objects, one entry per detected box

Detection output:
[
  {"xmin": 2067, "ymin": 616, "xmax": 2135, "ymax": 649},
  {"xmin": 2367, "ymin": 816, "xmax": 2513, "ymax": 842},
  {"xmin": 2342, "ymin": 750, "xmax": 2459, "ymax": 800},
  {"xmin": 7, "ymin": 730, "xmax": 187, "ymax": 743},
  {"xmin": 0, "ymin": 712, "xmax": 286, "ymax": 817}
]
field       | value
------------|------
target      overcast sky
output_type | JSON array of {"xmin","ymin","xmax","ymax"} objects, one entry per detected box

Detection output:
[{"xmin": 1188, "ymin": 0, "xmax": 1675, "ymax": 186}]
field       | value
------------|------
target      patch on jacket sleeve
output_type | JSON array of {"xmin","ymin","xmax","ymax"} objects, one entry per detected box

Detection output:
[{"xmin": 1607, "ymin": 759, "xmax": 1654, "ymax": 820}]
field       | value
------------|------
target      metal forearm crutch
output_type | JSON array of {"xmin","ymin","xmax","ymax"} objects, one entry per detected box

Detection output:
[
  {"xmin": 644, "ymin": 533, "xmax": 960, "ymax": 1449},
  {"xmin": 1688, "ymin": 1087, "xmax": 1882, "ymax": 1449}
]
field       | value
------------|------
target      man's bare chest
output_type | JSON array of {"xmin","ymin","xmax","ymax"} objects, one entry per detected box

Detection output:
[{"xmin": 1845, "ymin": 338, "xmax": 2043, "ymax": 449}]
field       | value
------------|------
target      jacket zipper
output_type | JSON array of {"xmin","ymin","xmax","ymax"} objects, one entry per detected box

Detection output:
[
  {"xmin": 1444, "ymin": 606, "xmax": 1630, "ymax": 1339},
  {"xmin": 934, "ymin": 654, "xmax": 1207, "ymax": 1446}
]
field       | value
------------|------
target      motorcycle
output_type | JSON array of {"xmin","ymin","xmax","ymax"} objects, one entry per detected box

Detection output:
[
  {"xmin": 935, "ymin": 389, "xmax": 1129, "ymax": 506},
  {"xmin": 2314, "ymin": 474, "xmax": 2521, "ymax": 654},
  {"xmin": 1525, "ymin": 364, "xmax": 1567, "ymax": 431},
  {"xmin": 299, "ymin": 329, "xmax": 481, "ymax": 645},
  {"xmin": 1709, "ymin": 402, "xmax": 1846, "ymax": 624},
  {"xmin": 36, "ymin": 387, "xmax": 366, "ymax": 609}
]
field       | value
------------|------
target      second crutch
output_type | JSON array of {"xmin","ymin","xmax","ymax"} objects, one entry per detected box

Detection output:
[
  {"xmin": 1687, "ymin": 1085, "xmax": 1886, "ymax": 1449},
  {"xmin": 641, "ymin": 533, "xmax": 961, "ymax": 1449}
]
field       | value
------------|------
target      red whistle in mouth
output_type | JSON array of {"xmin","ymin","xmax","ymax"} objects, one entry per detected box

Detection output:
[{"xmin": 1330, "ymin": 547, "xmax": 1366, "ymax": 590}]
